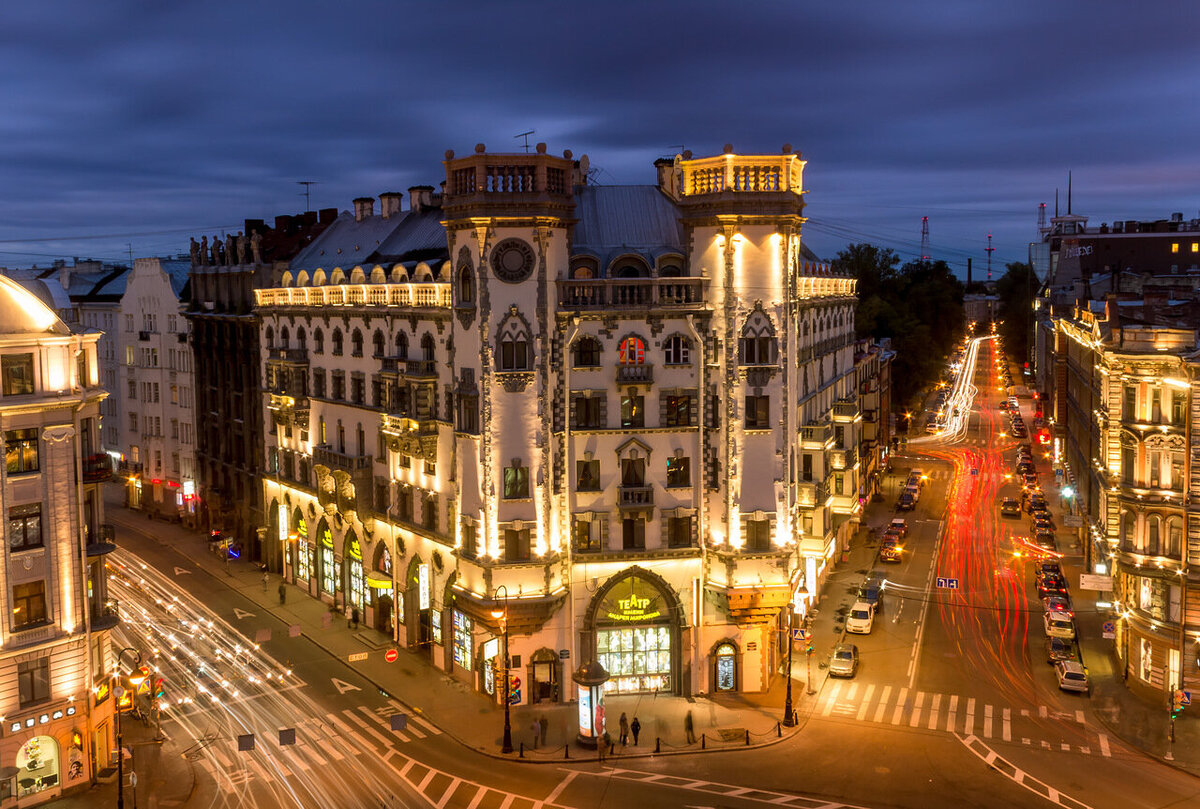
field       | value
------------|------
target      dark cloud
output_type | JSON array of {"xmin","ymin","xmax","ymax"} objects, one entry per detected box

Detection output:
[{"xmin": 1, "ymin": 0, "xmax": 1197, "ymax": 272}]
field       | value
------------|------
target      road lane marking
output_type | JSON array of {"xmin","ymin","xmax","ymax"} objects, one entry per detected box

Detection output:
[
  {"xmin": 908, "ymin": 691, "xmax": 925, "ymax": 728},
  {"xmin": 927, "ymin": 693, "xmax": 941, "ymax": 730},
  {"xmin": 983, "ymin": 704, "xmax": 993, "ymax": 738},
  {"xmin": 946, "ymin": 694, "xmax": 958, "ymax": 733},
  {"xmin": 588, "ymin": 767, "xmax": 876, "ymax": 808},
  {"xmin": 892, "ymin": 687, "xmax": 908, "ymax": 725},
  {"xmin": 1098, "ymin": 733, "xmax": 1111, "ymax": 757},
  {"xmin": 1038, "ymin": 705, "xmax": 1048, "ymax": 719},
  {"xmin": 856, "ymin": 685, "xmax": 875, "ymax": 721},
  {"xmin": 464, "ymin": 786, "xmax": 487, "ymax": 809},
  {"xmin": 1075, "ymin": 710, "xmax": 1085, "ymax": 725},
  {"xmin": 435, "ymin": 778, "xmax": 464, "ymax": 809},
  {"xmin": 965, "ymin": 697, "xmax": 975, "ymax": 735},
  {"xmin": 348, "ymin": 706, "xmax": 399, "ymax": 749},
  {"xmin": 545, "ymin": 771, "xmax": 578, "ymax": 805},
  {"xmin": 821, "ymin": 681, "xmax": 842, "ymax": 717},
  {"xmin": 326, "ymin": 712, "xmax": 385, "ymax": 758},
  {"xmin": 498, "ymin": 794, "xmax": 515, "ymax": 809},
  {"xmin": 1002, "ymin": 708, "xmax": 1012, "ymax": 742},
  {"xmin": 955, "ymin": 733, "xmax": 1095, "ymax": 809},
  {"xmin": 873, "ymin": 686, "xmax": 891, "ymax": 723}
]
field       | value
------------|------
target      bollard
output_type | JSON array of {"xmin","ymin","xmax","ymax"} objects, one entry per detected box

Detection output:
[
  {"xmin": 519, "ymin": 742, "xmax": 524, "ymax": 759},
  {"xmin": 776, "ymin": 721, "xmax": 781, "ymax": 738},
  {"xmin": 701, "ymin": 733, "xmax": 706, "ymax": 750},
  {"xmin": 745, "ymin": 729, "xmax": 750, "ymax": 746},
  {"xmin": 564, "ymin": 744, "xmax": 569, "ymax": 759},
  {"xmin": 655, "ymin": 737, "xmax": 661, "ymax": 754}
]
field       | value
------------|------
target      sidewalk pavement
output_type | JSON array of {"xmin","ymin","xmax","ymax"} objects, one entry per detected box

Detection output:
[{"xmin": 1006, "ymin": 366, "xmax": 1200, "ymax": 776}]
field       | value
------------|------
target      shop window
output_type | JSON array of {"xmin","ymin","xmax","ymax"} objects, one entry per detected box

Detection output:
[
  {"xmin": 503, "ymin": 463, "xmax": 529, "ymax": 499},
  {"xmin": 714, "ymin": 643, "xmax": 736, "ymax": 691},
  {"xmin": 5, "ymin": 428, "xmax": 39, "ymax": 474},
  {"xmin": 431, "ymin": 609, "xmax": 443, "ymax": 645},
  {"xmin": 297, "ymin": 543, "xmax": 313, "ymax": 581},
  {"xmin": 320, "ymin": 546, "xmax": 335, "ymax": 594},
  {"xmin": 348, "ymin": 558, "xmax": 364, "ymax": 610},
  {"xmin": 666, "ymin": 457, "xmax": 690, "ymax": 487},
  {"xmin": 576, "ymin": 459, "xmax": 600, "ymax": 491},
  {"xmin": 597, "ymin": 624, "xmax": 672, "ymax": 694},
  {"xmin": 9, "ymin": 503, "xmax": 43, "ymax": 550},
  {"xmin": 453, "ymin": 611, "xmax": 472, "ymax": 670},
  {"xmin": 18, "ymin": 658, "xmax": 50, "ymax": 706},
  {"xmin": 12, "ymin": 581, "xmax": 47, "ymax": 630},
  {"xmin": 2, "ymin": 353, "xmax": 35, "ymax": 395}
]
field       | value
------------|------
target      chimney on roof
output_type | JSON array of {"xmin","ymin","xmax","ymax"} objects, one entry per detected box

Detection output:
[
  {"xmin": 654, "ymin": 157, "xmax": 681, "ymax": 201},
  {"xmin": 353, "ymin": 197, "xmax": 374, "ymax": 222},
  {"xmin": 379, "ymin": 192, "xmax": 403, "ymax": 220},
  {"xmin": 1171, "ymin": 212, "xmax": 1183, "ymax": 224},
  {"xmin": 408, "ymin": 186, "xmax": 434, "ymax": 213}
]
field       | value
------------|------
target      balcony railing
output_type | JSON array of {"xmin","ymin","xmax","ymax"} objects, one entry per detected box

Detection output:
[
  {"xmin": 616, "ymin": 364, "xmax": 654, "ymax": 385},
  {"xmin": 799, "ymin": 424, "xmax": 831, "ymax": 447},
  {"xmin": 267, "ymin": 347, "xmax": 309, "ymax": 363},
  {"xmin": 86, "ymin": 524, "xmax": 117, "ymax": 557},
  {"xmin": 82, "ymin": 454, "xmax": 112, "ymax": 483},
  {"xmin": 380, "ymin": 357, "xmax": 439, "ymax": 378},
  {"xmin": 618, "ymin": 485, "xmax": 654, "ymax": 507},
  {"xmin": 313, "ymin": 445, "xmax": 372, "ymax": 472},
  {"xmin": 832, "ymin": 399, "xmax": 859, "ymax": 420},
  {"xmin": 89, "ymin": 599, "xmax": 121, "ymax": 631},
  {"xmin": 829, "ymin": 447, "xmax": 858, "ymax": 471},
  {"xmin": 381, "ymin": 415, "xmax": 439, "ymax": 436},
  {"xmin": 255, "ymin": 284, "xmax": 453, "ymax": 310},
  {"xmin": 797, "ymin": 480, "xmax": 829, "ymax": 508},
  {"xmin": 558, "ymin": 278, "xmax": 705, "ymax": 310}
]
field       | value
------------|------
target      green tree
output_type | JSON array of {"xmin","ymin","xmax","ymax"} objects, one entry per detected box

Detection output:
[{"xmin": 995, "ymin": 261, "xmax": 1036, "ymax": 365}]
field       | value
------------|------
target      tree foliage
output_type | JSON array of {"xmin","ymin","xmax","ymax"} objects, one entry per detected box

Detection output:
[
  {"xmin": 834, "ymin": 243, "xmax": 966, "ymax": 419},
  {"xmin": 994, "ymin": 261, "xmax": 1036, "ymax": 365}
]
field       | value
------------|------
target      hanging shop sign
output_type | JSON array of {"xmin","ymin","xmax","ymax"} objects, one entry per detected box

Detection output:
[{"xmin": 418, "ymin": 563, "xmax": 430, "ymax": 610}]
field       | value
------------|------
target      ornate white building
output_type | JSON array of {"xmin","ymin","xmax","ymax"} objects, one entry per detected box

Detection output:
[
  {"xmin": 257, "ymin": 145, "xmax": 860, "ymax": 705},
  {"xmin": 0, "ymin": 274, "xmax": 116, "ymax": 805}
]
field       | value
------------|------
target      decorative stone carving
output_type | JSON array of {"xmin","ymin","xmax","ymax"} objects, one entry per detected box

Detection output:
[
  {"xmin": 498, "ymin": 372, "xmax": 535, "ymax": 392},
  {"xmin": 490, "ymin": 238, "xmax": 535, "ymax": 283}
]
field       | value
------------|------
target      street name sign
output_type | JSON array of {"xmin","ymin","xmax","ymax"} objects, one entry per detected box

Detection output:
[
  {"xmin": 1079, "ymin": 574, "xmax": 1113, "ymax": 591},
  {"xmin": 348, "ymin": 652, "xmax": 368, "ymax": 662}
]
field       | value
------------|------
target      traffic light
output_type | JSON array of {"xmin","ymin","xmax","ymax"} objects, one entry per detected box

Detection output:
[
  {"xmin": 154, "ymin": 678, "xmax": 166, "ymax": 700},
  {"xmin": 1171, "ymin": 690, "xmax": 1186, "ymax": 717}
]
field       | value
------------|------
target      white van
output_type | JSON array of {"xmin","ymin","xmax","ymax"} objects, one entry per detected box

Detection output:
[{"xmin": 846, "ymin": 602, "xmax": 875, "ymax": 634}]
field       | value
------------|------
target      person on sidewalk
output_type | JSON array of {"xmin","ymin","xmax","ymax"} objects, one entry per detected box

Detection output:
[
  {"xmin": 262, "ymin": 571, "xmax": 269, "ymax": 592},
  {"xmin": 351, "ymin": 606, "xmax": 360, "ymax": 630},
  {"xmin": 538, "ymin": 715, "xmax": 548, "ymax": 748},
  {"xmin": 530, "ymin": 718, "xmax": 540, "ymax": 749},
  {"xmin": 278, "ymin": 581, "xmax": 287, "ymax": 605},
  {"xmin": 618, "ymin": 712, "xmax": 629, "ymax": 746},
  {"xmin": 597, "ymin": 732, "xmax": 611, "ymax": 764},
  {"xmin": 684, "ymin": 710, "xmax": 696, "ymax": 743},
  {"xmin": 630, "ymin": 716, "xmax": 641, "ymax": 746}
]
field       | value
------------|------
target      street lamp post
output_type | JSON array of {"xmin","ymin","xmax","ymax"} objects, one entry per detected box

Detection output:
[
  {"xmin": 490, "ymin": 585, "xmax": 513, "ymax": 754},
  {"xmin": 115, "ymin": 647, "xmax": 143, "ymax": 809}
]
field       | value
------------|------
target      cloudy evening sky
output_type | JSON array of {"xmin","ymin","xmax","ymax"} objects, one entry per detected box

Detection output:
[{"xmin": 1, "ymin": 1, "xmax": 1197, "ymax": 278}]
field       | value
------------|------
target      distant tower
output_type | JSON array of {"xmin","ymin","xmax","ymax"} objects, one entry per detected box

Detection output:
[
  {"xmin": 1037, "ymin": 202, "xmax": 1047, "ymax": 238},
  {"xmin": 985, "ymin": 232, "xmax": 995, "ymax": 281},
  {"xmin": 920, "ymin": 216, "xmax": 930, "ymax": 261}
]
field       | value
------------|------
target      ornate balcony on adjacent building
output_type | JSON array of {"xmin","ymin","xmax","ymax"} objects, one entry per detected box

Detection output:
[
  {"xmin": 558, "ymin": 278, "xmax": 706, "ymax": 311},
  {"xmin": 831, "ymin": 397, "xmax": 860, "ymax": 422},
  {"xmin": 796, "ymin": 480, "xmax": 828, "ymax": 509},
  {"xmin": 380, "ymin": 357, "xmax": 439, "ymax": 379},
  {"xmin": 829, "ymin": 447, "xmax": 858, "ymax": 472},
  {"xmin": 255, "ymin": 283, "xmax": 453, "ymax": 310},
  {"xmin": 616, "ymin": 363, "xmax": 654, "ymax": 385},
  {"xmin": 86, "ymin": 524, "xmax": 117, "ymax": 557},
  {"xmin": 618, "ymin": 484, "xmax": 654, "ymax": 509},
  {"xmin": 313, "ymin": 445, "xmax": 372, "ymax": 473},
  {"xmin": 799, "ymin": 423, "xmax": 832, "ymax": 449},
  {"xmin": 89, "ymin": 599, "xmax": 121, "ymax": 631},
  {"xmin": 268, "ymin": 393, "xmax": 310, "ymax": 429},
  {"xmin": 82, "ymin": 453, "xmax": 112, "ymax": 483},
  {"xmin": 267, "ymin": 347, "xmax": 309, "ymax": 364}
]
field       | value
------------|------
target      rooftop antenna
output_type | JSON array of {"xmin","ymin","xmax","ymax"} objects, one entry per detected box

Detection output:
[
  {"xmin": 985, "ymin": 232, "xmax": 995, "ymax": 281},
  {"xmin": 1037, "ymin": 202, "xmax": 1047, "ymax": 238},
  {"xmin": 1067, "ymin": 170, "xmax": 1073, "ymax": 215},
  {"xmin": 514, "ymin": 130, "xmax": 536, "ymax": 154},
  {"xmin": 920, "ymin": 216, "xmax": 930, "ymax": 261},
  {"xmin": 297, "ymin": 181, "xmax": 318, "ymax": 212}
]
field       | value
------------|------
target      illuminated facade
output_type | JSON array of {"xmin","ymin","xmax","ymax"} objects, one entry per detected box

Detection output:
[
  {"xmin": 259, "ymin": 145, "xmax": 861, "ymax": 701},
  {"xmin": 1056, "ymin": 298, "xmax": 1200, "ymax": 700},
  {"xmin": 0, "ymin": 274, "xmax": 115, "ymax": 805}
]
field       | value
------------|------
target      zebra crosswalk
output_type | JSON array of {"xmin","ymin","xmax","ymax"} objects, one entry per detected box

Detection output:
[
  {"xmin": 813, "ymin": 682, "xmax": 1110, "ymax": 757},
  {"xmin": 196, "ymin": 700, "xmax": 442, "ymax": 794}
]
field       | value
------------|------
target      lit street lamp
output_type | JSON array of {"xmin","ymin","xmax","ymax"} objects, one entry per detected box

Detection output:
[
  {"xmin": 115, "ymin": 646, "xmax": 144, "ymax": 809},
  {"xmin": 783, "ymin": 584, "xmax": 808, "ymax": 727},
  {"xmin": 490, "ymin": 585, "xmax": 513, "ymax": 754}
]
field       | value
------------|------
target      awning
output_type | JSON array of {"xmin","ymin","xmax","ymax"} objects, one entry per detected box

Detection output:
[{"xmin": 366, "ymin": 572, "xmax": 394, "ymax": 589}]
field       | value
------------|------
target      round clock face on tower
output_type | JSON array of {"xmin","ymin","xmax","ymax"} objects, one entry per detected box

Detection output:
[{"xmin": 490, "ymin": 238, "xmax": 535, "ymax": 283}]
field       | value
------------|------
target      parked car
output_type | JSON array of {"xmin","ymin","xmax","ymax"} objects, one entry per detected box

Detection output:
[
  {"xmin": 889, "ymin": 518, "xmax": 908, "ymax": 538},
  {"xmin": 880, "ymin": 540, "xmax": 903, "ymax": 563},
  {"xmin": 1001, "ymin": 498, "xmax": 1021, "ymax": 517},
  {"xmin": 1045, "ymin": 637, "xmax": 1079, "ymax": 664},
  {"xmin": 829, "ymin": 643, "xmax": 859, "ymax": 678},
  {"xmin": 858, "ymin": 575, "xmax": 885, "ymax": 612},
  {"xmin": 897, "ymin": 491, "xmax": 915, "ymax": 511},
  {"xmin": 846, "ymin": 602, "xmax": 875, "ymax": 634},
  {"xmin": 1031, "ymin": 516, "xmax": 1054, "ymax": 534},
  {"xmin": 1023, "ymin": 473, "xmax": 1039, "ymax": 489},
  {"xmin": 1035, "ymin": 561, "xmax": 1063, "ymax": 581},
  {"xmin": 1034, "ymin": 531, "xmax": 1057, "ymax": 551},
  {"xmin": 1037, "ymin": 574, "xmax": 1069, "ymax": 598},
  {"xmin": 1042, "ymin": 595, "xmax": 1074, "ymax": 617},
  {"xmin": 1044, "ymin": 612, "xmax": 1077, "ymax": 640},
  {"xmin": 1055, "ymin": 660, "xmax": 1090, "ymax": 693}
]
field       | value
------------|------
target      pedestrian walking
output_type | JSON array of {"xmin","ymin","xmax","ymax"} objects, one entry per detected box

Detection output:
[
  {"xmin": 630, "ymin": 716, "xmax": 641, "ymax": 746},
  {"xmin": 278, "ymin": 581, "xmax": 287, "ymax": 605},
  {"xmin": 538, "ymin": 715, "xmax": 548, "ymax": 748},
  {"xmin": 618, "ymin": 712, "xmax": 629, "ymax": 746},
  {"xmin": 262, "ymin": 571, "xmax": 269, "ymax": 592},
  {"xmin": 684, "ymin": 710, "xmax": 696, "ymax": 744},
  {"xmin": 351, "ymin": 606, "xmax": 360, "ymax": 630},
  {"xmin": 530, "ymin": 718, "xmax": 541, "ymax": 749},
  {"xmin": 597, "ymin": 732, "xmax": 611, "ymax": 764}
]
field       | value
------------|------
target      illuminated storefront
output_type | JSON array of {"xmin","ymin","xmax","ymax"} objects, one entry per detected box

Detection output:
[{"xmin": 586, "ymin": 570, "xmax": 681, "ymax": 695}]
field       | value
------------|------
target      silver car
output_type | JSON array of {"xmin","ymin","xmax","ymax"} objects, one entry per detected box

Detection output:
[
  {"xmin": 1055, "ymin": 660, "xmax": 1089, "ymax": 693},
  {"xmin": 829, "ymin": 643, "xmax": 859, "ymax": 678}
]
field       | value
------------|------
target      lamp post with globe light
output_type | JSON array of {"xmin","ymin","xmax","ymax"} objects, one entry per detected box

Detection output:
[{"xmin": 490, "ymin": 585, "xmax": 513, "ymax": 754}]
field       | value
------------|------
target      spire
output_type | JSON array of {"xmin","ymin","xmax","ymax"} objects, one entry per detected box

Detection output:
[{"xmin": 1067, "ymin": 171, "xmax": 1072, "ymax": 215}]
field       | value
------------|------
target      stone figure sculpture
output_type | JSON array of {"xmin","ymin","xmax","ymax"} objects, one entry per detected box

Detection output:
[
  {"xmin": 199, "ymin": 235, "xmax": 209, "ymax": 266},
  {"xmin": 250, "ymin": 230, "xmax": 263, "ymax": 264},
  {"xmin": 211, "ymin": 234, "xmax": 222, "ymax": 265},
  {"xmin": 225, "ymin": 233, "xmax": 236, "ymax": 265},
  {"xmin": 189, "ymin": 237, "xmax": 200, "ymax": 265},
  {"xmin": 236, "ymin": 231, "xmax": 247, "ymax": 265}
]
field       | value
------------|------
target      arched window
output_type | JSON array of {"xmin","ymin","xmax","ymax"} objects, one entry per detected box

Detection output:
[
  {"xmin": 351, "ymin": 329, "xmax": 364, "ymax": 357},
  {"xmin": 457, "ymin": 264, "xmax": 474, "ymax": 305},
  {"xmin": 739, "ymin": 311, "xmax": 777, "ymax": 365},
  {"xmin": 1166, "ymin": 517, "xmax": 1184, "ymax": 559},
  {"xmin": 573, "ymin": 337, "xmax": 601, "ymax": 368},
  {"xmin": 297, "ymin": 327, "xmax": 306, "ymax": 348},
  {"xmin": 395, "ymin": 332, "xmax": 408, "ymax": 360},
  {"xmin": 313, "ymin": 328, "xmax": 324, "ymax": 354},
  {"xmin": 663, "ymin": 334, "xmax": 691, "ymax": 366},
  {"xmin": 497, "ymin": 315, "xmax": 531, "ymax": 371},
  {"xmin": 421, "ymin": 334, "xmax": 435, "ymax": 362},
  {"xmin": 714, "ymin": 643, "xmax": 737, "ymax": 691},
  {"xmin": 281, "ymin": 326, "xmax": 290, "ymax": 347},
  {"xmin": 332, "ymin": 329, "xmax": 344, "ymax": 356},
  {"xmin": 614, "ymin": 262, "xmax": 649, "ymax": 279},
  {"xmin": 1147, "ymin": 515, "xmax": 1161, "ymax": 556},
  {"xmin": 618, "ymin": 336, "xmax": 646, "ymax": 365},
  {"xmin": 372, "ymin": 330, "xmax": 385, "ymax": 358},
  {"xmin": 265, "ymin": 325, "xmax": 275, "ymax": 348},
  {"xmin": 1121, "ymin": 510, "xmax": 1136, "ymax": 553},
  {"xmin": 659, "ymin": 263, "xmax": 685, "ymax": 278}
]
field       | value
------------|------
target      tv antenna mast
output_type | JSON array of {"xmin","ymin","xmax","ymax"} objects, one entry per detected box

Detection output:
[
  {"xmin": 297, "ymin": 181, "xmax": 318, "ymax": 212},
  {"xmin": 920, "ymin": 217, "xmax": 930, "ymax": 261},
  {"xmin": 514, "ymin": 130, "xmax": 535, "ymax": 153},
  {"xmin": 985, "ymin": 232, "xmax": 995, "ymax": 281}
]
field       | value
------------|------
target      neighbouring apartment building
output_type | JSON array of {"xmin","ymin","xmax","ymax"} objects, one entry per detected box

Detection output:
[
  {"xmin": 0, "ymin": 274, "xmax": 118, "ymax": 806},
  {"xmin": 258, "ymin": 143, "xmax": 871, "ymax": 710},
  {"xmin": 1054, "ymin": 292, "xmax": 1200, "ymax": 702}
]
